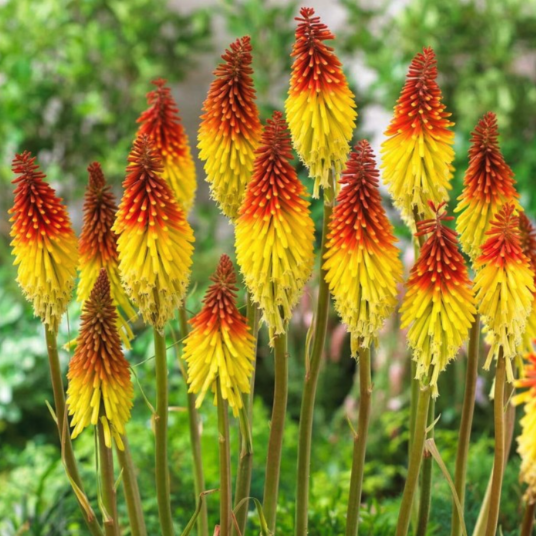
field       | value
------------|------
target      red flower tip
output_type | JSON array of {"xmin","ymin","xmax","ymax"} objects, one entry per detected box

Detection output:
[
  {"xmin": 151, "ymin": 78, "xmax": 167, "ymax": 89},
  {"xmin": 91, "ymin": 268, "xmax": 112, "ymax": 305},
  {"xmin": 87, "ymin": 162, "xmax": 106, "ymax": 189},
  {"xmin": 202, "ymin": 255, "xmax": 240, "ymax": 323},
  {"xmin": 416, "ymin": 201, "xmax": 456, "ymax": 240},
  {"xmin": 341, "ymin": 140, "xmax": 379, "ymax": 188},
  {"xmin": 129, "ymin": 135, "xmax": 164, "ymax": 174},
  {"xmin": 258, "ymin": 111, "xmax": 292, "ymax": 159},
  {"xmin": 215, "ymin": 36, "xmax": 254, "ymax": 81},
  {"xmin": 211, "ymin": 254, "xmax": 237, "ymax": 289},
  {"xmin": 295, "ymin": 7, "xmax": 334, "ymax": 43},
  {"xmin": 472, "ymin": 112, "xmax": 500, "ymax": 151},
  {"xmin": 11, "ymin": 151, "xmax": 46, "ymax": 184},
  {"xmin": 407, "ymin": 47, "xmax": 437, "ymax": 84}
]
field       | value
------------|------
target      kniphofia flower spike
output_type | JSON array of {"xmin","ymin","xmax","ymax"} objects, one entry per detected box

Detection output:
[
  {"xmin": 113, "ymin": 135, "xmax": 194, "ymax": 330},
  {"xmin": 235, "ymin": 111, "xmax": 315, "ymax": 336},
  {"xmin": 198, "ymin": 36, "xmax": 262, "ymax": 220},
  {"xmin": 286, "ymin": 7, "xmax": 357, "ymax": 198},
  {"xmin": 324, "ymin": 140, "xmax": 403, "ymax": 355},
  {"xmin": 184, "ymin": 255, "xmax": 255, "ymax": 415},
  {"xmin": 77, "ymin": 163, "xmax": 136, "ymax": 347},
  {"xmin": 67, "ymin": 269, "xmax": 134, "ymax": 450},
  {"xmin": 137, "ymin": 79, "xmax": 196, "ymax": 212},
  {"xmin": 381, "ymin": 48, "xmax": 454, "ymax": 230},
  {"xmin": 400, "ymin": 201, "xmax": 476, "ymax": 397},
  {"xmin": 9, "ymin": 152, "xmax": 78, "ymax": 333},
  {"xmin": 519, "ymin": 212, "xmax": 536, "ymax": 353},
  {"xmin": 456, "ymin": 112, "xmax": 519, "ymax": 260},
  {"xmin": 474, "ymin": 204, "xmax": 535, "ymax": 382}
]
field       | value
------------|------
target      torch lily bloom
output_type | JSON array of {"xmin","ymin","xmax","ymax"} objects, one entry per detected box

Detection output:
[
  {"xmin": 198, "ymin": 36, "xmax": 262, "ymax": 220},
  {"xmin": 67, "ymin": 269, "xmax": 133, "ymax": 450},
  {"xmin": 113, "ymin": 135, "xmax": 194, "ymax": 330},
  {"xmin": 381, "ymin": 47, "xmax": 454, "ymax": 230},
  {"xmin": 77, "ymin": 162, "xmax": 136, "ymax": 347},
  {"xmin": 324, "ymin": 140, "xmax": 403, "ymax": 355},
  {"xmin": 520, "ymin": 212, "xmax": 536, "ymax": 353},
  {"xmin": 235, "ymin": 111, "xmax": 315, "ymax": 335},
  {"xmin": 137, "ymin": 78, "xmax": 196, "ymax": 212},
  {"xmin": 474, "ymin": 204, "xmax": 535, "ymax": 382},
  {"xmin": 456, "ymin": 112, "xmax": 519, "ymax": 261},
  {"xmin": 9, "ymin": 152, "xmax": 78, "ymax": 333},
  {"xmin": 285, "ymin": 7, "xmax": 357, "ymax": 198},
  {"xmin": 184, "ymin": 255, "xmax": 255, "ymax": 415},
  {"xmin": 400, "ymin": 201, "xmax": 476, "ymax": 397}
]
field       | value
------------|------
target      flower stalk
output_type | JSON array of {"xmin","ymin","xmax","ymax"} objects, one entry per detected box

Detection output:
[
  {"xmin": 217, "ymin": 379, "xmax": 232, "ymax": 536},
  {"xmin": 521, "ymin": 501, "xmax": 536, "ymax": 536}
]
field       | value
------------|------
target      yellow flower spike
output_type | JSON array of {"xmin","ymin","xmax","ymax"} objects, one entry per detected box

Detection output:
[
  {"xmin": 9, "ymin": 152, "xmax": 78, "ymax": 333},
  {"xmin": 198, "ymin": 36, "xmax": 262, "ymax": 220},
  {"xmin": 78, "ymin": 162, "xmax": 137, "ymax": 348},
  {"xmin": 519, "ymin": 212, "xmax": 536, "ymax": 354},
  {"xmin": 235, "ymin": 111, "xmax": 315, "ymax": 336},
  {"xmin": 474, "ymin": 204, "xmax": 535, "ymax": 382},
  {"xmin": 286, "ymin": 7, "xmax": 357, "ymax": 198},
  {"xmin": 183, "ymin": 255, "xmax": 255, "ymax": 416},
  {"xmin": 401, "ymin": 201, "xmax": 476, "ymax": 397},
  {"xmin": 456, "ymin": 112, "xmax": 519, "ymax": 261},
  {"xmin": 113, "ymin": 135, "xmax": 194, "ymax": 330},
  {"xmin": 67, "ymin": 269, "xmax": 133, "ymax": 450},
  {"xmin": 324, "ymin": 140, "xmax": 403, "ymax": 356},
  {"xmin": 137, "ymin": 78, "xmax": 196, "ymax": 213},
  {"xmin": 381, "ymin": 48, "xmax": 454, "ymax": 230}
]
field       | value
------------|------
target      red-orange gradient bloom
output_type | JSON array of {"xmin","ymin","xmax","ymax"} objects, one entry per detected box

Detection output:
[
  {"xmin": 323, "ymin": 140, "xmax": 403, "ymax": 355},
  {"xmin": 286, "ymin": 7, "xmax": 357, "ymax": 197},
  {"xmin": 474, "ymin": 204, "xmax": 535, "ymax": 382},
  {"xmin": 137, "ymin": 79, "xmax": 196, "ymax": 212},
  {"xmin": 456, "ymin": 112, "xmax": 519, "ymax": 260},
  {"xmin": 113, "ymin": 136, "xmax": 194, "ymax": 330},
  {"xmin": 77, "ymin": 163, "xmax": 136, "ymax": 347},
  {"xmin": 400, "ymin": 202, "xmax": 476, "ymax": 396},
  {"xmin": 67, "ymin": 269, "xmax": 133, "ymax": 450},
  {"xmin": 520, "ymin": 212, "xmax": 536, "ymax": 353},
  {"xmin": 235, "ymin": 111, "xmax": 315, "ymax": 335},
  {"xmin": 9, "ymin": 152, "xmax": 78, "ymax": 333},
  {"xmin": 198, "ymin": 36, "xmax": 262, "ymax": 220},
  {"xmin": 381, "ymin": 48, "xmax": 454, "ymax": 230},
  {"xmin": 183, "ymin": 255, "xmax": 255, "ymax": 415}
]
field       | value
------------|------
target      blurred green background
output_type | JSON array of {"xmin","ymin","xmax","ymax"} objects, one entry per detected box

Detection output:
[{"xmin": 1, "ymin": 0, "xmax": 535, "ymax": 534}]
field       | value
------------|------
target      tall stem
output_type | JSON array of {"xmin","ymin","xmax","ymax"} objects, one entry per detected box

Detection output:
[
  {"xmin": 521, "ymin": 501, "xmax": 536, "ymax": 536},
  {"xmin": 115, "ymin": 435, "xmax": 147, "ymax": 536},
  {"xmin": 153, "ymin": 328, "xmax": 174, "ymax": 536},
  {"xmin": 451, "ymin": 315, "xmax": 480, "ymax": 536},
  {"xmin": 395, "ymin": 383, "xmax": 431, "ymax": 536},
  {"xmin": 416, "ymin": 396, "xmax": 435, "ymax": 536},
  {"xmin": 345, "ymin": 346, "xmax": 372, "ymax": 536},
  {"xmin": 295, "ymin": 184, "xmax": 334, "ymax": 536},
  {"xmin": 263, "ymin": 330, "xmax": 288, "ymax": 532},
  {"xmin": 178, "ymin": 307, "xmax": 209, "ymax": 536},
  {"xmin": 97, "ymin": 419, "xmax": 120, "ymax": 536},
  {"xmin": 217, "ymin": 378, "xmax": 232, "ymax": 536},
  {"xmin": 233, "ymin": 296, "xmax": 260, "ymax": 536},
  {"xmin": 485, "ymin": 352, "xmax": 506, "ymax": 536},
  {"xmin": 45, "ymin": 329, "xmax": 104, "ymax": 536}
]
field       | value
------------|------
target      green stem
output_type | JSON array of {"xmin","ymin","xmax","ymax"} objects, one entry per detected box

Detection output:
[
  {"xmin": 115, "ymin": 435, "xmax": 147, "ymax": 536},
  {"xmin": 416, "ymin": 396, "xmax": 435, "ymax": 536},
  {"xmin": 521, "ymin": 501, "xmax": 536, "ymax": 536},
  {"xmin": 345, "ymin": 346, "xmax": 372, "ymax": 536},
  {"xmin": 485, "ymin": 352, "xmax": 506, "ymax": 536},
  {"xmin": 233, "ymin": 296, "xmax": 260, "ymax": 536},
  {"xmin": 97, "ymin": 419, "xmax": 120, "ymax": 536},
  {"xmin": 395, "ymin": 383, "xmax": 431, "ymax": 536},
  {"xmin": 451, "ymin": 315, "xmax": 480, "ymax": 536},
  {"xmin": 178, "ymin": 307, "xmax": 209, "ymax": 536},
  {"xmin": 217, "ymin": 378, "xmax": 232, "ymax": 536},
  {"xmin": 263, "ymin": 330, "xmax": 288, "ymax": 532},
  {"xmin": 153, "ymin": 328, "xmax": 174, "ymax": 536},
  {"xmin": 295, "ymin": 185, "xmax": 334, "ymax": 536},
  {"xmin": 45, "ymin": 329, "xmax": 104, "ymax": 536}
]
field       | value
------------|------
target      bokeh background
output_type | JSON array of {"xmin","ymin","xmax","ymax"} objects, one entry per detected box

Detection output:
[{"xmin": 1, "ymin": 0, "xmax": 536, "ymax": 534}]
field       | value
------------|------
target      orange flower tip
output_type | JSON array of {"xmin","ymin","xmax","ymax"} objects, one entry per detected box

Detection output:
[
  {"xmin": 87, "ymin": 161, "xmax": 106, "ymax": 189},
  {"xmin": 130, "ymin": 135, "xmax": 164, "ymax": 174}
]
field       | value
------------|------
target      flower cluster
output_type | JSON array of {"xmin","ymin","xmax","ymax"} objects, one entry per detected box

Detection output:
[
  {"xmin": 235, "ymin": 111, "xmax": 315, "ymax": 335},
  {"xmin": 113, "ymin": 135, "xmax": 194, "ymax": 330},
  {"xmin": 400, "ymin": 202, "xmax": 476, "ymax": 396},
  {"xmin": 9, "ymin": 152, "xmax": 78, "ymax": 333},
  {"xmin": 67, "ymin": 269, "xmax": 134, "ymax": 450},
  {"xmin": 198, "ymin": 36, "xmax": 262, "ymax": 220},
  {"xmin": 381, "ymin": 48, "xmax": 454, "ymax": 230},
  {"xmin": 286, "ymin": 7, "xmax": 357, "ymax": 198},
  {"xmin": 324, "ymin": 140, "xmax": 403, "ymax": 354},
  {"xmin": 137, "ymin": 79, "xmax": 196, "ymax": 212},
  {"xmin": 183, "ymin": 255, "xmax": 255, "ymax": 415}
]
